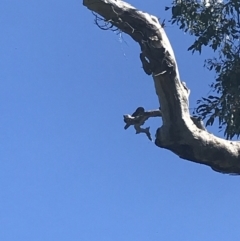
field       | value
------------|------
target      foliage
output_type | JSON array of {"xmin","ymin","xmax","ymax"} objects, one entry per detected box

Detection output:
[{"xmin": 166, "ymin": 0, "xmax": 240, "ymax": 139}]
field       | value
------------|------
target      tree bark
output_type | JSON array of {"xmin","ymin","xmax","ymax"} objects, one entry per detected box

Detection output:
[{"xmin": 83, "ymin": 0, "xmax": 240, "ymax": 175}]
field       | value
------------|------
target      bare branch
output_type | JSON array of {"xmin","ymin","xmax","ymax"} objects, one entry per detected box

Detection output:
[
  {"xmin": 92, "ymin": 12, "xmax": 120, "ymax": 33},
  {"xmin": 83, "ymin": 0, "xmax": 240, "ymax": 175}
]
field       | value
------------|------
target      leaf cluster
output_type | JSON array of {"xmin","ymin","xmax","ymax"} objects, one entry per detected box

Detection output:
[{"xmin": 167, "ymin": 0, "xmax": 240, "ymax": 139}]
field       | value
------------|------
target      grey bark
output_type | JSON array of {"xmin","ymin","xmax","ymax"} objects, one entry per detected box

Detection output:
[{"xmin": 83, "ymin": 0, "xmax": 240, "ymax": 175}]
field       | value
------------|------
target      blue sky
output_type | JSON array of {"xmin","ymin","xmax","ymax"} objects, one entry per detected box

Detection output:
[{"xmin": 0, "ymin": 0, "xmax": 240, "ymax": 240}]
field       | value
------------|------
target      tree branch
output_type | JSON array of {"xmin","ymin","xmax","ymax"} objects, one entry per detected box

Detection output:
[{"xmin": 83, "ymin": 0, "xmax": 240, "ymax": 175}]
